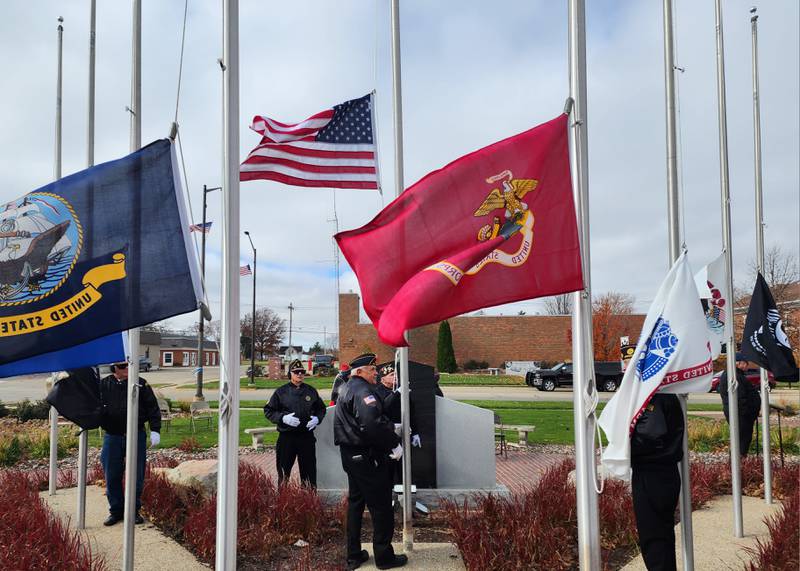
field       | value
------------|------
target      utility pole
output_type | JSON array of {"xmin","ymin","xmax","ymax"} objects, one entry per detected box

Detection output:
[
  {"xmin": 288, "ymin": 302, "xmax": 295, "ymax": 349},
  {"xmin": 196, "ymin": 185, "xmax": 221, "ymax": 401},
  {"xmin": 244, "ymin": 231, "xmax": 257, "ymax": 387}
]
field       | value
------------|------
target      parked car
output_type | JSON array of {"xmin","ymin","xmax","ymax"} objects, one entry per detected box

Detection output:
[
  {"xmin": 139, "ymin": 357, "xmax": 152, "ymax": 372},
  {"xmin": 710, "ymin": 368, "xmax": 775, "ymax": 393},
  {"xmin": 525, "ymin": 361, "xmax": 623, "ymax": 392},
  {"xmin": 312, "ymin": 354, "xmax": 336, "ymax": 376}
]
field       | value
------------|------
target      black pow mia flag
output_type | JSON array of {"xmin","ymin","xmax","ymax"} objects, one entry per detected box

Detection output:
[{"xmin": 740, "ymin": 273, "xmax": 798, "ymax": 382}]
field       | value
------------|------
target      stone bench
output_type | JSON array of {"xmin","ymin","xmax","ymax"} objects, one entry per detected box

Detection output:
[
  {"xmin": 505, "ymin": 424, "xmax": 536, "ymax": 448},
  {"xmin": 244, "ymin": 427, "xmax": 277, "ymax": 450}
]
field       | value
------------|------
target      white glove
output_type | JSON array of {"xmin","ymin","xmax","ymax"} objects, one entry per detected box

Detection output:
[
  {"xmin": 306, "ymin": 416, "xmax": 319, "ymax": 430},
  {"xmin": 282, "ymin": 413, "xmax": 301, "ymax": 427},
  {"xmin": 411, "ymin": 434, "xmax": 421, "ymax": 448},
  {"xmin": 150, "ymin": 432, "xmax": 160, "ymax": 447},
  {"xmin": 394, "ymin": 423, "xmax": 402, "ymax": 436},
  {"xmin": 389, "ymin": 444, "xmax": 403, "ymax": 460}
]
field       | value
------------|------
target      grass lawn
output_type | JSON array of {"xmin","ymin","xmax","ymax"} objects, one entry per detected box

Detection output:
[
  {"xmin": 87, "ymin": 410, "xmax": 278, "ymax": 449},
  {"xmin": 437, "ymin": 374, "xmax": 525, "ymax": 386},
  {"xmin": 195, "ymin": 377, "xmax": 335, "ymax": 391}
]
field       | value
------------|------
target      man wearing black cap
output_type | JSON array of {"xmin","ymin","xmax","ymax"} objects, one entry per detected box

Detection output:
[
  {"xmin": 334, "ymin": 353, "xmax": 407, "ymax": 570},
  {"xmin": 264, "ymin": 359, "xmax": 327, "ymax": 487},
  {"xmin": 99, "ymin": 361, "xmax": 161, "ymax": 527},
  {"xmin": 717, "ymin": 353, "xmax": 761, "ymax": 457}
]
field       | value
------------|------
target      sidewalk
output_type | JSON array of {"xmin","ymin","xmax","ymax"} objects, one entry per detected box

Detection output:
[
  {"xmin": 41, "ymin": 485, "xmax": 209, "ymax": 571},
  {"xmin": 621, "ymin": 494, "xmax": 781, "ymax": 571}
]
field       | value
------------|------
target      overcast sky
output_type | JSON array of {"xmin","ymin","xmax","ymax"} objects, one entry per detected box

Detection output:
[{"xmin": 0, "ymin": 1, "xmax": 797, "ymax": 351}]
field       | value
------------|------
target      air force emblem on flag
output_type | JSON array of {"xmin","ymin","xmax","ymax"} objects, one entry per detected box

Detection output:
[{"xmin": 636, "ymin": 317, "xmax": 679, "ymax": 382}]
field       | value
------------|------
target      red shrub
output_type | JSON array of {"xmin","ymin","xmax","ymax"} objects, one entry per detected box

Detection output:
[
  {"xmin": 181, "ymin": 495, "xmax": 217, "ymax": 563},
  {"xmin": 149, "ymin": 455, "xmax": 180, "ymax": 469},
  {"xmin": 178, "ymin": 437, "xmax": 201, "ymax": 453},
  {"xmin": 744, "ymin": 486, "xmax": 800, "ymax": 570},
  {"xmin": 87, "ymin": 461, "xmax": 105, "ymax": 485},
  {"xmin": 58, "ymin": 468, "xmax": 77, "ymax": 488},
  {"xmin": 25, "ymin": 468, "xmax": 50, "ymax": 492},
  {"xmin": 0, "ymin": 470, "xmax": 107, "ymax": 570},
  {"xmin": 597, "ymin": 479, "xmax": 637, "ymax": 551},
  {"xmin": 140, "ymin": 471, "xmax": 203, "ymax": 537}
]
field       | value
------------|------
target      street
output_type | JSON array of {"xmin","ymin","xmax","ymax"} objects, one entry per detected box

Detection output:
[{"xmin": 3, "ymin": 367, "xmax": 794, "ymax": 406}]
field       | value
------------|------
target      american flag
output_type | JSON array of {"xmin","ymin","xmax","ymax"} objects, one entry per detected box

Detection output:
[
  {"xmin": 189, "ymin": 221, "xmax": 213, "ymax": 233},
  {"xmin": 240, "ymin": 94, "xmax": 379, "ymax": 190},
  {"xmin": 240, "ymin": 264, "xmax": 252, "ymax": 276}
]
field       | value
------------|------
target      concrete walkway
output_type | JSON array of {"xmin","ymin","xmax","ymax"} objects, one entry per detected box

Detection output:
[
  {"xmin": 357, "ymin": 543, "xmax": 465, "ymax": 570},
  {"xmin": 41, "ymin": 485, "xmax": 209, "ymax": 571},
  {"xmin": 621, "ymin": 494, "xmax": 781, "ymax": 571}
]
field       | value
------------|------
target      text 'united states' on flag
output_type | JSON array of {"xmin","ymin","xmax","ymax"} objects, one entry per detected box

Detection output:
[{"xmin": 240, "ymin": 93, "xmax": 379, "ymax": 190}]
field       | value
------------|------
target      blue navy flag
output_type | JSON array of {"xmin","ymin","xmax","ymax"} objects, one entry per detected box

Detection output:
[
  {"xmin": 0, "ymin": 139, "xmax": 202, "ymax": 365},
  {"xmin": 0, "ymin": 332, "xmax": 125, "ymax": 377}
]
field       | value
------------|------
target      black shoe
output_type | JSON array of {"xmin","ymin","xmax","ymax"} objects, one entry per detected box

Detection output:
[
  {"xmin": 346, "ymin": 549, "xmax": 370, "ymax": 570},
  {"xmin": 135, "ymin": 514, "xmax": 144, "ymax": 525},
  {"xmin": 103, "ymin": 514, "xmax": 123, "ymax": 526},
  {"xmin": 377, "ymin": 554, "xmax": 408, "ymax": 570}
]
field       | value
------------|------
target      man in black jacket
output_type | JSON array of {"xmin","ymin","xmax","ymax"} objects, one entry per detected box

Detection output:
[
  {"xmin": 630, "ymin": 393, "xmax": 684, "ymax": 571},
  {"xmin": 99, "ymin": 361, "xmax": 161, "ymax": 527},
  {"xmin": 334, "ymin": 353, "xmax": 407, "ymax": 570},
  {"xmin": 717, "ymin": 353, "xmax": 761, "ymax": 457},
  {"xmin": 263, "ymin": 359, "xmax": 327, "ymax": 487},
  {"xmin": 330, "ymin": 364, "xmax": 351, "ymax": 405}
]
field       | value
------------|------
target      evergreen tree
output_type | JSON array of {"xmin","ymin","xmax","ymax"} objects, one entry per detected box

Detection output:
[{"xmin": 437, "ymin": 320, "xmax": 457, "ymax": 373}]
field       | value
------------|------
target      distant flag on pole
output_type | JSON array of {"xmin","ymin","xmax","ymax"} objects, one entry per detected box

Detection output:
[
  {"xmin": 694, "ymin": 252, "xmax": 731, "ymax": 359},
  {"xmin": 240, "ymin": 264, "xmax": 252, "ymax": 276},
  {"xmin": 190, "ymin": 221, "xmax": 212, "ymax": 233},
  {"xmin": 240, "ymin": 93, "xmax": 379, "ymax": 190},
  {"xmin": 598, "ymin": 253, "xmax": 714, "ymax": 479}
]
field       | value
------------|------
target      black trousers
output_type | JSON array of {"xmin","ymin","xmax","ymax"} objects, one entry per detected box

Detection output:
[
  {"xmin": 632, "ymin": 463, "xmax": 681, "ymax": 571},
  {"xmin": 739, "ymin": 414, "xmax": 758, "ymax": 457},
  {"xmin": 340, "ymin": 446, "xmax": 396, "ymax": 566},
  {"xmin": 275, "ymin": 431, "xmax": 316, "ymax": 487}
]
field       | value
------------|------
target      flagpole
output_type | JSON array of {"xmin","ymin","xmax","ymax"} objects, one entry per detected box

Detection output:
[
  {"xmin": 567, "ymin": 2, "xmax": 601, "ymax": 569},
  {"xmin": 76, "ymin": 0, "xmax": 96, "ymax": 530},
  {"xmin": 216, "ymin": 0, "xmax": 241, "ymax": 567},
  {"xmin": 390, "ymin": 0, "xmax": 413, "ymax": 552},
  {"xmin": 48, "ymin": 15, "xmax": 64, "ymax": 499},
  {"xmin": 714, "ymin": 0, "xmax": 744, "ymax": 538},
  {"xmin": 750, "ymin": 7, "xmax": 772, "ymax": 505},
  {"xmin": 121, "ymin": 1, "xmax": 142, "ymax": 568},
  {"xmin": 662, "ymin": 0, "xmax": 695, "ymax": 566}
]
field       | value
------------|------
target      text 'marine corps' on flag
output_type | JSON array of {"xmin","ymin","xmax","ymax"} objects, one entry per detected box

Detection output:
[
  {"xmin": 336, "ymin": 114, "xmax": 583, "ymax": 347},
  {"xmin": 240, "ymin": 264, "xmax": 252, "ymax": 276},
  {"xmin": 740, "ymin": 273, "xmax": 798, "ymax": 381},
  {"xmin": 0, "ymin": 139, "xmax": 202, "ymax": 366},
  {"xmin": 598, "ymin": 253, "xmax": 713, "ymax": 479},
  {"xmin": 240, "ymin": 94, "xmax": 378, "ymax": 190}
]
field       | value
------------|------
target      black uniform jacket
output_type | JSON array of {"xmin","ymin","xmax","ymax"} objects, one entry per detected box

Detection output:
[
  {"xmin": 330, "ymin": 370, "xmax": 351, "ymax": 404},
  {"xmin": 334, "ymin": 375, "xmax": 400, "ymax": 453},
  {"xmin": 99, "ymin": 375, "xmax": 161, "ymax": 435},
  {"xmin": 631, "ymin": 393, "xmax": 684, "ymax": 467},
  {"xmin": 373, "ymin": 382, "xmax": 401, "ymax": 423},
  {"xmin": 718, "ymin": 369, "xmax": 761, "ymax": 420},
  {"xmin": 264, "ymin": 382, "xmax": 327, "ymax": 433}
]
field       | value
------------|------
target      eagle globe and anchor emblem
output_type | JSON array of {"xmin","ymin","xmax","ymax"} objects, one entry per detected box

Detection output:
[
  {"xmin": 467, "ymin": 169, "xmax": 538, "ymax": 275},
  {"xmin": 0, "ymin": 193, "xmax": 83, "ymax": 306}
]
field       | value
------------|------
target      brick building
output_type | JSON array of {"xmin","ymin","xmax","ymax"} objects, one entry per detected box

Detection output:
[
  {"xmin": 159, "ymin": 335, "xmax": 219, "ymax": 368},
  {"xmin": 338, "ymin": 293, "xmax": 645, "ymax": 368}
]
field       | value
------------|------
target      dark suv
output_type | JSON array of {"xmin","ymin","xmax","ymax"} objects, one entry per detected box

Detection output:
[{"xmin": 312, "ymin": 355, "xmax": 335, "ymax": 376}]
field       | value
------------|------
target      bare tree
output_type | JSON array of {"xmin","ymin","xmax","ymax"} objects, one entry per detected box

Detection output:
[
  {"xmin": 748, "ymin": 244, "xmax": 799, "ymax": 304},
  {"xmin": 241, "ymin": 309, "xmax": 287, "ymax": 360},
  {"xmin": 543, "ymin": 293, "xmax": 573, "ymax": 316}
]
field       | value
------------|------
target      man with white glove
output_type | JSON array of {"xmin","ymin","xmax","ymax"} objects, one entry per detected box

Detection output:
[
  {"xmin": 334, "ymin": 353, "xmax": 408, "ymax": 570},
  {"xmin": 98, "ymin": 362, "xmax": 161, "ymax": 527},
  {"xmin": 264, "ymin": 359, "xmax": 327, "ymax": 487}
]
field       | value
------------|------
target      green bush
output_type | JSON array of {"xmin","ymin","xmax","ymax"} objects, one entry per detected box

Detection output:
[
  {"xmin": 174, "ymin": 401, "xmax": 191, "ymax": 414},
  {"xmin": 15, "ymin": 399, "xmax": 51, "ymax": 422},
  {"xmin": 0, "ymin": 400, "xmax": 9, "ymax": 418},
  {"xmin": 437, "ymin": 321, "xmax": 458, "ymax": 374},
  {"xmin": 0, "ymin": 437, "xmax": 23, "ymax": 467},
  {"xmin": 462, "ymin": 359, "xmax": 489, "ymax": 371}
]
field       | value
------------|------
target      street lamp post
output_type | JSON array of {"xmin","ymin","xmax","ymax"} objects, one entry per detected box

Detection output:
[
  {"xmin": 244, "ymin": 231, "xmax": 257, "ymax": 388},
  {"xmin": 196, "ymin": 185, "xmax": 221, "ymax": 401}
]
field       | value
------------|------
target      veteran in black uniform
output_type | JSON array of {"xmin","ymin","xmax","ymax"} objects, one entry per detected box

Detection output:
[
  {"xmin": 334, "ymin": 353, "xmax": 408, "ymax": 570},
  {"xmin": 264, "ymin": 359, "xmax": 327, "ymax": 487},
  {"xmin": 630, "ymin": 393, "xmax": 684, "ymax": 571}
]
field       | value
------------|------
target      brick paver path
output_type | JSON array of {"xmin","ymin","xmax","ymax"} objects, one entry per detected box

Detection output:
[{"xmin": 242, "ymin": 448, "xmax": 571, "ymax": 493}]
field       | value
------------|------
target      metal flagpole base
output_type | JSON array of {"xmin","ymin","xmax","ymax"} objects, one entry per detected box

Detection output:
[
  {"xmin": 759, "ymin": 371, "xmax": 772, "ymax": 504},
  {"xmin": 677, "ymin": 394, "xmax": 694, "ymax": 570},
  {"xmin": 76, "ymin": 430, "xmax": 88, "ymax": 528}
]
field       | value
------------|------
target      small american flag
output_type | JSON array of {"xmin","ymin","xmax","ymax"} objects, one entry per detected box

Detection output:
[
  {"xmin": 240, "ymin": 264, "xmax": 252, "ymax": 276},
  {"xmin": 240, "ymin": 93, "xmax": 379, "ymax": 190},
  {"xmin": 189, "ymin": 221, "xmax": 212, "ymax": 233}
]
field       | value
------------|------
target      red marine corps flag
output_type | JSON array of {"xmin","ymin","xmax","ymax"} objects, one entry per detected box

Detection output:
[{"xmin": 336, "ymin": 114, "xmax": 583, "ymax": 347}]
